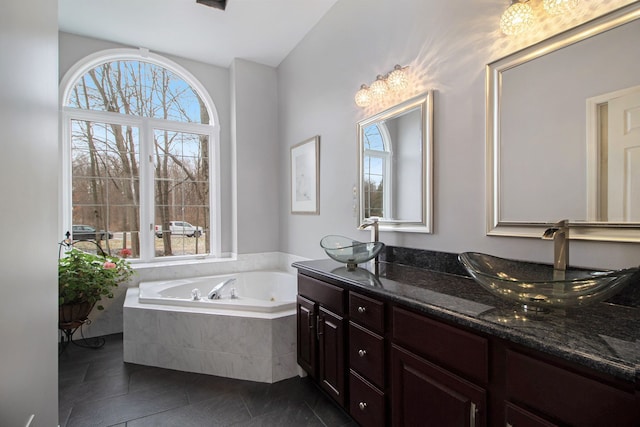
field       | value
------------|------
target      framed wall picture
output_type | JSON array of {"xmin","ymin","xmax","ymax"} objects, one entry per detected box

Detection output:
[{"xmin": 290, "ymin": 136, "xmax": 320, "ymax": 214}]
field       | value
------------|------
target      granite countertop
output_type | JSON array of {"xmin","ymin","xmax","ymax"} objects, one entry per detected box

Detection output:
[{"xmin": 293, "ymin": 258, "xmax": 640, "ymax": 384}]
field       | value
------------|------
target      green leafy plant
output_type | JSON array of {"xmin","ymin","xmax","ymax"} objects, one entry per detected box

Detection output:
[{"xmin": 58, "ymin": 248, "xmax": 134, "ymax": 310}]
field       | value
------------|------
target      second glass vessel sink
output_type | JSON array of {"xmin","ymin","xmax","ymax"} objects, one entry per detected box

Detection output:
[
  {"xmin": 458, "ymin": 252, "xmax": 639, "ymax": 309},
  {"xmin": 320, "ymin": 235, "xmax": 384, "ymax": 271}
]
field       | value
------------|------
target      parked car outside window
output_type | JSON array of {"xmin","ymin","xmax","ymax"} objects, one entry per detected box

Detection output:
[
  {"xmin": 154, "ymin": 221, "xmax": 203, "ymax": 238},
  {"xmin": 72, "ymin": 224, "xmax": 113, "ymax": 241}
]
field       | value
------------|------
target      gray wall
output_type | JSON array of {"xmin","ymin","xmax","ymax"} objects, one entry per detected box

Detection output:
[
  {"xmin": 0, "ymin": 2, "xmax": 59, "ymax": 426},
  {"xmin": 277, "ymin": 0, "xmax": 640, "ymax": 269},
  {"xmin": 231, "ymin": 59, "xmax": 280, "ymax": 253}
]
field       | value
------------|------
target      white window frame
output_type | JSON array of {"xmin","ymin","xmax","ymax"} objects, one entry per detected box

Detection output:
[
  {"xmin": 363, "ymin": 123, "xmax": 393, "ymax": 218},
  {"xmin": 59, "ymin": 48, "xmax": 221, "ymax": 262}
]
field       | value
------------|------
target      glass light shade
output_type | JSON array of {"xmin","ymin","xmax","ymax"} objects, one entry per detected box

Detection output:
[
  {"xmin": 500, "ymin": 1, "xmax": 534, "ymax": 36},
  {"xmin": 387, "ymin": 65, "xmax": 408, "ymax": 91},
  {"xmin": 370, "ymin": 75, "xmax": 389, "ymax": 99},
  {"xmin": 354, "ymin": 84, "xmax": 371, "ymax": 107},
  {"xmin": 543, "ymin": 0, "xmax": 579, "ymax": 15}
]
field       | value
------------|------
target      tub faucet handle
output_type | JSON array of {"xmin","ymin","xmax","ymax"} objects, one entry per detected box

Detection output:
[{"xmin": 191, "ymin": 288, "xmax": 201, "ymax": 301}]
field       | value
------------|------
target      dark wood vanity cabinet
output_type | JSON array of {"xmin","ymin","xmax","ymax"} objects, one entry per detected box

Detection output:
[
  {"xmin": 297, "ymin": 274, "xmax": 346, "ymax": 407},
  {"xmin": 296, "ymin": 271, "xmax": 639, "ymax": 426}
]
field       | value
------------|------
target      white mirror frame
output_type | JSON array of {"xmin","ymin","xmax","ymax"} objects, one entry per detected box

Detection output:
[
  {"xmin": 486, "ymin": 3, "xmax": 640, "ymax": 242},
  {"xmin": 357, "ymin": 91, "xmax": 434, "ymax": 233}
]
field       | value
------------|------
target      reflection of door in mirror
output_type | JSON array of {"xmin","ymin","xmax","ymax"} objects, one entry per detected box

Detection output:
[
  {"xmin": 607, "ymin": 89, "xmax": 640, "ymax": 222},
  {"xmin": 587, "ymin": 85, "xmax": 640, "ymax": 222}
]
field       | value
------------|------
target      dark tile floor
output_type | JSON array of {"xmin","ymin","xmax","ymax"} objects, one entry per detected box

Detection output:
[{"xmin": 59, "ymin": 333, "xmax": 356, "ymax": 427}]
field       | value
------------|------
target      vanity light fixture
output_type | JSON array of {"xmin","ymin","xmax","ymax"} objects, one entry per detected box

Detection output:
[
  {"xmin": 370, "ymin": 75, "xmax": 389, "ymax": 99},
  {"xmin": 500, "ymin": 0, "xmax": 535, "ymax": 36},
  {"xmin": 387, "ymin": 65, "xmax": 409, "ymax": 91},
  {"xmin": 543, "ymin": 0, "xmax": 579, "ymax": 15},
  {"xmin": 354, "ymin": 84, "xmax": 372, "ymax": 107},
  {"xmin": 354, "ymin": 65, "xmax": 409, "ymax": 108}
]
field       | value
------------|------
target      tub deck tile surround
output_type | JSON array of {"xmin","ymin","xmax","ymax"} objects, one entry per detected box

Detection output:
[
  {"xmin": 124, "ymin": 285, "xmax": 299, "ymax": 383},
  {"xmin": 59, "ymin": 334, "xmax": 355, "ymax": 427}
]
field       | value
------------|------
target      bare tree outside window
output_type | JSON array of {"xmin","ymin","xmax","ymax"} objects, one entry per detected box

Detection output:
[{"xmin": 67, "ymin": 60, "xmax": 212, "ymax": 258}]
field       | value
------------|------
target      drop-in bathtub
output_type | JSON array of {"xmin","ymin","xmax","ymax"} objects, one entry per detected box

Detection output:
[
  {"xmin": 123, "ymin": 270, "xmax": 300, "ymax": 383},
  {"xmin": 138, "ymin": 271, "xmax": 296, "ymax": 313}
]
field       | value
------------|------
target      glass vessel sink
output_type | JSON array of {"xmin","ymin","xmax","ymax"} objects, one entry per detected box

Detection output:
[
  {"xmin": 458, "ymin": 252, "xmax": 640, "ymax": 309},
  {"xmin": 320, "ymin": 235, "xmax": 384, "ymax": 271}
]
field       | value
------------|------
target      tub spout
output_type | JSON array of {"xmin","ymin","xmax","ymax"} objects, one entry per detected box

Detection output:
[{"xmin": 208, "ymin": 278, "xmax": 237, "ymax": 299}]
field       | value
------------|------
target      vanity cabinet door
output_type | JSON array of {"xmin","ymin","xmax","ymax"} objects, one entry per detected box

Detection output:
[
  {"xmin": 391, "ymin": 345, "xmax": 486, "ymax": 427},
  {"xmin": 318, "ymin": 306, "xmax": 346, "ymax": 407},
  {"xmin": 296, "ymin": 295, "xmax": 316, "ymax": 378}
]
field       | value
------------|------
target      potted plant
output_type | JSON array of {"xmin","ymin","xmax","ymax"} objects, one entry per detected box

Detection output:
[{"xmin": 58, "ymin": 247, "xmax": 133, "ymax": 329}]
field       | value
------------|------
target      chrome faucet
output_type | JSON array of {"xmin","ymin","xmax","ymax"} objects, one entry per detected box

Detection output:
[
  {"xmin": 358, "ymin": 217, "xmax": 380, "ymax": 242},
  {"xmin": 207, "ymin": 278, "xmax": 237, "ymax": 299},
  {"xmin": 542, "ymin": 220, "xmax": 569, "ymax": 271}
]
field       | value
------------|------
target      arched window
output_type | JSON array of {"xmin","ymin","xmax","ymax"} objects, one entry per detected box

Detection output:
[
  {"xmin": 60, "ymin": 49, "xmax": 220, "ymax": 261},
  {"xmin": 363, "ymin": 123, "xmax": 392, "ymax": 218}
]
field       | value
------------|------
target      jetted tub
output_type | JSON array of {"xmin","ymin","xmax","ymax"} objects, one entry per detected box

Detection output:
[
  {"xmin": 138, "ymin": 271, "xmax": 296, "ymax": 313},
  {"xmin": 123, "ymin": 270, "xmax": 300, "ymax": 383}
]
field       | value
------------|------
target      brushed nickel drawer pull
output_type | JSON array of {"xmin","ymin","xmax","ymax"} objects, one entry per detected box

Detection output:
[
  {"xmin": 358, "ymin": 349, "xmax": 367, "ymax": 357},
  {"xmin": 357, "ymin": 306, "xmax": 366, "ymax": 313},
  {"xmin": 359, "ymin": 402, "xmax": 367, "ymax": 411}
]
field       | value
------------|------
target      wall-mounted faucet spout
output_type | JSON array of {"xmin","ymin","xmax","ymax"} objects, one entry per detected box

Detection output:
[{"xmin": 542, "ymin": 219, "xmax": 569, "ymax": 271}]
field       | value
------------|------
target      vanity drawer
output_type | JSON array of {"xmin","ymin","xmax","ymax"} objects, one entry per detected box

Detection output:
[
  {"xmin": 349, "ymin": 322, "xmax": 384, "ymax": 388},
  {"xmin": 392, "ymin": 306, "xmax": 488, "ymax": 384},
  {"xmin": 349, "ymin": 370, "xmax": 385, "ymax": 427},
  {"xmin": 349, "ymin": 291, "xmax": 384, "ymax": 334},
  {"xmin": 298, "ymin": 274, "xmax": 344, "ymax": 315}
]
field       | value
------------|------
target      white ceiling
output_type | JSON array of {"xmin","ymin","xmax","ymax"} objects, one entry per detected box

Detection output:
[{"xmin": 58, "ymin": 0, "xmax": 340, "ymax": 68}]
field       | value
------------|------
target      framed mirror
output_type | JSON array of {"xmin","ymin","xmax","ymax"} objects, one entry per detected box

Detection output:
[
  {"xmin": 486, "ymin": 3, "xmax": 640, "ymax": 242},
  {"xmin": 357, "ymin": 91, "xmax": 433, "ymax": 233}
]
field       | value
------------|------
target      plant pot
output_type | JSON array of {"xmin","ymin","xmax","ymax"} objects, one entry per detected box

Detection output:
[{"xmin": 59, "ymin": 301, "xmax": 95, "ymax": 330}]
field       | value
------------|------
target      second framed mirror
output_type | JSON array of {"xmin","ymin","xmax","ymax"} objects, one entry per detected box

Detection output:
[{"xmin": 357, "ymin": 91, "xmax": 433, "ymax": 233}]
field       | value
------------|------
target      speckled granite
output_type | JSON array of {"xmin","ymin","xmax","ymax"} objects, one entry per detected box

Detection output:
[
  {"xmin": 293, "ymin": 258, "xmax": 640, "ymax": 384},
  {"xmin": 380, "ymin": 246, "xmax": 470, "ymax": 277}
]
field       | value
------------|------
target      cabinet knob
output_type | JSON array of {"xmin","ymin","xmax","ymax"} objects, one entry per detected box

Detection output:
[
  {"xmin": 357, "ymin": 306, "xmax": 366, "ymax": 313},
  {"xmin": 359, "ymin": 402, "xmax": 367, "ymax": 411},
  {"xmin": 358, "ymin": 349, "xmax": 367, "ymax": 357}
]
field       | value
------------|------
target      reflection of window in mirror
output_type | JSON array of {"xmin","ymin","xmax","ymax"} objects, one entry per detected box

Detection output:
[{"xmin": 363, "ymin": 123, "xmax": 391, "ymax": 218}]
